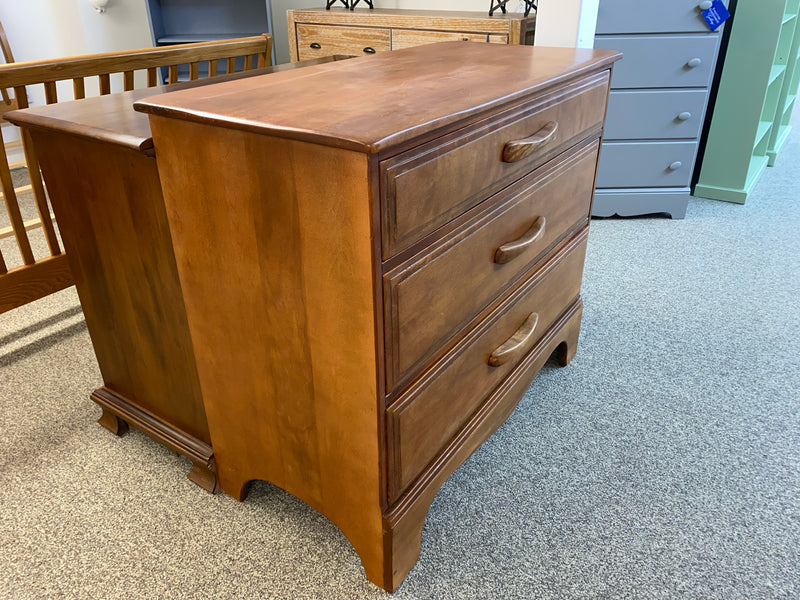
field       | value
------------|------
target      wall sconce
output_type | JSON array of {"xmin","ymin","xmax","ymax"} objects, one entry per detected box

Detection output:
[{"xmin": 89, "ymin": 0, "xmax": 110, "ymax": 13}]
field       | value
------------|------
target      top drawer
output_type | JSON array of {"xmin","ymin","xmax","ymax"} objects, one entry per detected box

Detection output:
[
  {"xmin": 380, "ymin": 70, "xmax": 610, "ymax": 258},
  {"xmin": 595, "ymin": 0, "xmax": 729, "ymax": 34},
  {"xmin": 296, "ymin": 24, "xmax": 390, "ymax": 60}
]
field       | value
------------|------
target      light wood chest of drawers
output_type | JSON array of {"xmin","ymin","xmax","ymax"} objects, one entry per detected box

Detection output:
[
  {"xmin": 287, "ymin": 7, "xmax": 535, "ymax": 62},
  {"xmin": 135, "ymin": 43, "xmax": 620, "ymax": 591}
]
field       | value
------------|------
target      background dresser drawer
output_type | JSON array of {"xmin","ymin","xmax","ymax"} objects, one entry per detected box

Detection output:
[
  {"xmin": 597, "ymin": 35, "xmax": 718, "ymax": 89},
  {"xmin": 604, "ymin": 89, "xmax": 707, "ymax": 140},
  {"xmin": 384, "ymin": 141, "xmax": 599, "ymax": 392},
  {"xmin": 386, "ymin": 233, "xmax": 589, "ymax": 501},
  {"xmin": 296, "ymin": 24, "xmax": 390, "ymax": 59},
  {"xmin": 596, "ymin": 141, "xmax": 697, "ymax": 188},
  {"xmin": 381, "ymin": 71, "xmax": 609, "ymax": 257},
  {"xmin": 391, "ymin": 30, "xmax": 508, "ymax": 49},
  {"xmin": 595, "ymin": 0, "xmax": 727, "ymax": 34}
]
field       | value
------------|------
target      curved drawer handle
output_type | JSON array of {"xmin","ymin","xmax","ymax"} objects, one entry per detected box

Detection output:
[
  {"xmin": 668, "ymin": 161, "xmax": 683, "ymax": 171},
  {"xmin": 502, "ymin": 121, "xmax": 558, "ymax": 163},
  {"xmin": 363, "ymin": 47, "xmax": 376, "ymax": 54},
  {"xmin": 686, "ymin": 57, "xmax": 702, "ymax": 68},
  {"xmin": 310, "ymin": 42, "xmax": 322, "ymax": 49},
  {"xmin": 698, "ymin": 1, "xmax": 713, "ymax": 10},
  {"xmin": 677, "ymin": 111, "xmax": 692, "ymax": 121},
  {"xmin": 494, "ymin": 216, "xmax": 546, "ymax": 264},
  {"xmin": 488, "ymin": 313, "xmax": 540, "ymax": 367}
]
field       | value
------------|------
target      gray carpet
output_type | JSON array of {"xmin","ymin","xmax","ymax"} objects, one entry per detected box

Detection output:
[{"xmin": 1, "ymin": 122, "xmax": 799, "ymax": 598}]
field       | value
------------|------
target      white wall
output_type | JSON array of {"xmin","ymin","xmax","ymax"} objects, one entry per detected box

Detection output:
[{"xmin": 535, "ymin": 0, "xmax": 598, "ymax": 48}]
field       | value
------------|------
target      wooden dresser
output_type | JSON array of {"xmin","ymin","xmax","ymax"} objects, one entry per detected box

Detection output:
[
  {"xmin": 5, "ymin": 57, "xmax": 350, "ymax": 494},
  {"xmin": 287, "ymin": 7, "xmax": 535, "ymax": 61},
  {"xmin": 135, "ymin": 43, "xmax": 620, "ymax": 591}
]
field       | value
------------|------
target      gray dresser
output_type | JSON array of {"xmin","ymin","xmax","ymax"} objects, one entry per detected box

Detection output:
[{"xmin": 592, "ymin": 0, "xmax": 728, "ymax": 218}]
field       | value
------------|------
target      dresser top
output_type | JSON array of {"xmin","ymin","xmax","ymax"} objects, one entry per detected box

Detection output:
[
  {"xmin": 289, "ymin": 7, "xmax": 535, "ymax": 27},
  {"xmin": 134, "ymin": 43, "xmax": 621, "ymax": 154},
  {"xmin": 3, "ymin": 56, "xmax": 352, "ymax": 155}
]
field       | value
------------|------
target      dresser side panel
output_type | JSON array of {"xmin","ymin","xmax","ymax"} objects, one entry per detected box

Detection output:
[
  {"xmin": 148, "ymin": 115, "xmax": 383, "ymax": 569},
  {"xmin": 30, "ymin": 131, "xmax": 210, "ymax": 444}
]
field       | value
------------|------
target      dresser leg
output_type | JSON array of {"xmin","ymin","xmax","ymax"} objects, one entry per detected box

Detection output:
[
  {"xmin": 97, "ymin": 407, "xmax": 129, "ymax": 436},
  {"xmin": 187, "ymin": 456, "xmax": 219, "ymax": 494},
  {"xmin": 553, "ymin": 299, "xmax": 583, "ymax": 367}
]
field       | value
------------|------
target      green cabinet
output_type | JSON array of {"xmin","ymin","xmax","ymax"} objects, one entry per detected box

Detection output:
[{"xmin": 695, "ymin": 0, "xmax": 800, "ymax": 203}]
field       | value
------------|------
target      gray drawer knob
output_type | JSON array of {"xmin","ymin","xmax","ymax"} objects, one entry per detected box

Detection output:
[
  {"xmin": 686, "ymin": 57, "xmax": 702, "ymax": 68},
  {"xmin": 698, "ymin": 1, "xmax": 713, "ymax": 10},
  {"xmin": 677, "ymin": 111, "xmax": 693, "ymax": 121},
  {"xmin": 668, "ymin": 161, "xmax": 683, "ymax": 171}
]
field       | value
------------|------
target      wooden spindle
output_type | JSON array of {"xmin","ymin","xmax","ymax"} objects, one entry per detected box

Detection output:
[
  {"xmin": 168, "ymin": 64, "xmax": 179, "ymax": 84},
  {"xmin": 0, "ymin": 130, "xmax": 36, "ymax": 266},
  {"xmin": 13, "ymin": 86, "xmax": 29, "ymax": 109},
  {"xmin": 147, "ymin": 67, "xmax": 158, "ymax": 87},
  {"xmin": 73, "ymin": 77, "xmax": 86, "ymax": 100},
  {"xmin": 99, "ymin": 73, "xmax": 111, "ymax": 95},
  {"xmin": 44, "ymin": 81, "xmax": 58, "ymax": 104},
  {"xmin": 189, "ymin": 61, "xmax": 199, "ymax": 80},
  {"xmin": 208, "ymin": 59, "xmax": 217, "ymax": 77},
  {"xmin": 123, "ymin": 70, "xmax": 134, "ymax": 91},
  {"xmin": 226, "ymin": 57, "xmax": 236, "ymax": 74}
]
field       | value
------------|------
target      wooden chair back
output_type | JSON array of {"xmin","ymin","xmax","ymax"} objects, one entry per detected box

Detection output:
[
  {"xmin": 0, "ymin": 34, "xmax": 272, "ymax": 312},
  {"xmin": 0, "ymin": 21, "xmax": 19, "ymax": 117}
]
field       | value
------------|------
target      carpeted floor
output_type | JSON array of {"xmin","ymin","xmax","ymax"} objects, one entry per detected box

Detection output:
[{"xmin": 1, "ymin": 115, "xmax": 799, "ymax": 598}]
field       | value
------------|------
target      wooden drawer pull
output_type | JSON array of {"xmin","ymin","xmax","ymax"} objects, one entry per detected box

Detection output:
[
  {"xmin": 310, "ymin": 43, "xmax": 322, "ymax": 49},
  {"xmin": 502, "ymin": 121, "xmax": 558, "ymax": 163},
  {"xmin": 494, "ymin": 216, "xmax": 546, "ymax": 264},
  {"xmin": 488, "ymin": 312, "xmax": 539, "ymax": 367}
]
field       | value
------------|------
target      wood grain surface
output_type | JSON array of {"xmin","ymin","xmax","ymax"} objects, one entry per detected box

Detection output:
[
  {"xmin": 134, "ymin": 43, "xmax": 622, "ymax": 155},
  {"xmin": 5, "ymin": 56, "xmax": 352, "ymax": 155},
  {"xmin": 30, "ymin": 131, "xmax": 210, "ymax": 445}
]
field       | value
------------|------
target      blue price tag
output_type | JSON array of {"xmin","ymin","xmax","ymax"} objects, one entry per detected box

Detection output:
[{"xmin": 702, "ymin": 0, "xmax": 730, "ymax": 32}]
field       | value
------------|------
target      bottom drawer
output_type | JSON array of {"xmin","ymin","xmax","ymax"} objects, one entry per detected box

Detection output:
[
  {"xmin": 597, "ymin": 140, "xmax": 698, "ymax": 188},
  {"xmin": 387, "ymin": 230, "xmax": 589, "ymax": 501}
]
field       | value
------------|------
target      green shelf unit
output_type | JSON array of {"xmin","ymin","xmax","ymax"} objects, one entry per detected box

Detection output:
[
  {"xmin": 695, "ymin": 0, "xmax": 800, "ymax": 203},
  {"xmin": 768, "ymin": 4, "xmax": 800, "ymax": 163}
]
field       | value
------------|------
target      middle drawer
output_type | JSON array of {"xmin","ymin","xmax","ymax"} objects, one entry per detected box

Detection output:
[{"xmin": 383, "ymin": 139, "xmax": 599, "ymax": 393}]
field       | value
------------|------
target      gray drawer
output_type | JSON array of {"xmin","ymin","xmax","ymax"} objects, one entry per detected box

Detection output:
[
  {"xmin": 604, "ymin": 89, "xmax": 708, "ymax": 140},
  {"xmin": 595, "ymin": 0, "xmax": 729, "ymax": 35},
  {"xmin": 595, "ymin": 35, "xmax": 719, "ymax": 89},
  {"xmin": 597, "ymin": 141, "xmax": 698, "ymax": 188}
]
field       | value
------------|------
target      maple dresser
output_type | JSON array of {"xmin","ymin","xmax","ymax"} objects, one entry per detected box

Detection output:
[
  {"xmin": 287, "ymin": 7, "xmax": 535, "ymax": 61},
  {"xmin": 135, "ymin": 43, "xmax": 620, "ymax": 591},
  {"xmin": 5, "ymin": 56, "xmax": 350, "ymax": 494}
]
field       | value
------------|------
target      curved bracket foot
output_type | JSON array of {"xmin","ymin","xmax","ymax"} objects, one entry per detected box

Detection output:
[{"xmin": 97, "ymin": 406, "xmax": 129, "ymax": 436}]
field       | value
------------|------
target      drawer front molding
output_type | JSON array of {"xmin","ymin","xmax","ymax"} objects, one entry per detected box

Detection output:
[
  {"xmin": 383, "ymin": 140, "xmax": 599, "ymax": 393},
  {"xmin": 380, "ymin": 71, "xmax": 610, "ymax": 258},
  {"xmin": 386, "ymin": 232, "xmax": 589, "ymax": 501}
]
